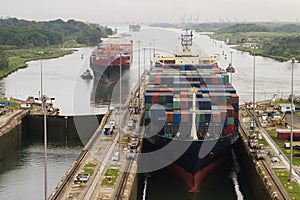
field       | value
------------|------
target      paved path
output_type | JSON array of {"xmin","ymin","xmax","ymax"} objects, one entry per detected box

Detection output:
[{"xmin": 0, "ymin": 110, "xmax": 22, "ymax": 128}]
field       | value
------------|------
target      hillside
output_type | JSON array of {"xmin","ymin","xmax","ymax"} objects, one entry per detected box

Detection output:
[{"xmin": 0, "ymin": 18, "xmax": 114, "ymax": 77}]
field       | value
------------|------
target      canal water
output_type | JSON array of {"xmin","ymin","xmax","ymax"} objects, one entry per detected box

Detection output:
[{"xmin": 0, "ymin": 25, "xmax": 299, "ymax": 199}]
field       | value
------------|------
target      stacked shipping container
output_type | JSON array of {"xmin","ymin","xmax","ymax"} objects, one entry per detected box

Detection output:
[{"xmin": 144, "ymin": 64, "xmax": 239, "ymax": 140}]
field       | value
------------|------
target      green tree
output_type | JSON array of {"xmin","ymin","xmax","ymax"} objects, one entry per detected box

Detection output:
[{"xmin": 0, "ymin": 46, "xmax": 8, "ymax": 70}]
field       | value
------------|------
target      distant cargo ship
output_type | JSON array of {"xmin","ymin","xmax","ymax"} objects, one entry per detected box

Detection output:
[
  {"xmin": 142, "ymin": 30, "xmax": 239, "ymax": 192},
  {"xmin": 90, "ymin": 36, "xmax": 133, "ymax": 83},
  {"xmin": 129, "ymin": 24, "xmax": 141, "ymax": 32}
]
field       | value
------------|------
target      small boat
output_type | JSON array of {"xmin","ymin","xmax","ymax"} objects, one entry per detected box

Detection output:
[{"xmin": 80, "ymin": 69, "xmax": 93, "ymax": 80}]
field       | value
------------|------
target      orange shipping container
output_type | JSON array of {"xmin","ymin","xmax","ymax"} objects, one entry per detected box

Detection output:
[
  {"xmin": 181, "ymin": 111, "xmax": 190, "ymax": 122},
  {"xmin": 212, "ymin": 111, "xmax": 221, "ymax": 122}
]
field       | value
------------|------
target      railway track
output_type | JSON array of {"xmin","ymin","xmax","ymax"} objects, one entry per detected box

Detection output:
[
  {"xmin": 48, "ymin": 77, "xmax": 144, "ymax": 199},
  {"xmin": 260, "ymin": 159, "xmax": 290, "ymax": 200},
  {"xmin": 112, "ymin": 159, "xmax": 134, "ymax": 200},
  {"xmin": 239, "ymin": 106, "xmax": 291, "ymax": 200},
  {"xmin": 48, "ymin": 111, "xmax": 111, "ymax": 200},
  {"xmin": 48, "ymin": 150, "xmax": 88, "ymax": 200}
]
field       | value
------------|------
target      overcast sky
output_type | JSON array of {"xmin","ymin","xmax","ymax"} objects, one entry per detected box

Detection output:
[{"xmin": 1, "ymin": 0, "xmax": 300, "ymax": 24}]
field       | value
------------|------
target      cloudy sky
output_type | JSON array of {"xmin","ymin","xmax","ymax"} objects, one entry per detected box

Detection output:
[{"xmin": 1, "ymin": 0, "xmax": 300, "ymax": 24}]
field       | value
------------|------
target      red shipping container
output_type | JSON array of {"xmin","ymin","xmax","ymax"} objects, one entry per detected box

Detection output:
[
  {"xmin": 227, "ymin": 104, "xmax": 234, "ymax": 118},
  {"xmin": 166, "ymin": 112, "xmax": 174, "ymax": 122},
  {"xmin": 152, "ymin": 92, "xmax": 159, "ymax": 103},
  {"xmin": 233, "ymin": 111, "xmax": 238, "ymax": 119},
  {"xmin": 174, "ymin": 64, "xmax": 180, "ymax": 69},
  {"xmin": 227, "ymin": 124, "xmax": 234, "ymax": 133},
  {"xmin": 155, "ymin": 76, "xmax": 161, "ymax": 84},
  {"xmin": 186, "ymin": 76, "xmax": 193, "ymax": 81},
  {"xmin": 231, "ymin": 94, "xmax": 239, "ymax": 104}
]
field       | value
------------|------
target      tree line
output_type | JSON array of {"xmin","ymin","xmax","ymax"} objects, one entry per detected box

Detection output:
[
  {"xmin": 0, "ymin": 46, "xmax": 8, "ymax": 70},
  {"xmin": 0, "ymin": 18, "xmax": 114, "ymax": 48}
]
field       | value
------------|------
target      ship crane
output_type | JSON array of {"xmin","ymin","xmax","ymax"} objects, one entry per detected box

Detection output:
[{"xmin": 190, "ymin": 87, "xmax": 199, "ymax": 140}]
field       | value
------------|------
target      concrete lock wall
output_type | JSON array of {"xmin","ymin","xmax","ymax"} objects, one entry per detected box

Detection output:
[
  {"xmin": 0, "ymin": 124, "xmax": 22, "ymax": 160},
  {"xmin": 234, "ymin": 138, "xmax": 272, "ymax": 200},
  {"xmin": 0, "ymin": 114, "xmax": 104, "ymax": 160},
  {"xmin": 23, "ymin": 115, "xmax": 104, "ymax": 144}
]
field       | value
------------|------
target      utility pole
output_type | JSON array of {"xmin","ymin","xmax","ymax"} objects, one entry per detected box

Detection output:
[{"xmin": 289, "ymin": 57, "xmax": 296, "ymax": 187}]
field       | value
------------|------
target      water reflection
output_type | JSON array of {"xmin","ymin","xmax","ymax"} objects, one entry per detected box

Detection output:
[{"xmin": 0, "ymin": 140, "xmax": 82, "ymax": 199}]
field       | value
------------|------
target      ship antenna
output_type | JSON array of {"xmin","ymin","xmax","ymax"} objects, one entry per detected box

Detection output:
[{"xmin": 190, "ymin": 87, "xmax": 198, "ymax": 140}]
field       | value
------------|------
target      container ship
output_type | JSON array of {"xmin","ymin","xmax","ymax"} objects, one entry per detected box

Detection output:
[
  {"xmin": 142, "ymin": 31, "xmax": 239, "ymax": 192},
  {"xmin": 90, "ymin": 36, "xmax": 133, "ymax": 83},
  {"xmin": 129, "ymin": 23, "xmax": 141, "ymax": 32}
]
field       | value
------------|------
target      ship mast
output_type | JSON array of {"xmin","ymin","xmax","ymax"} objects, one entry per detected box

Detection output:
[
  {"xmin": 181, "ymin": 30, "xmax": 193, "ymax": 53},
  {"xmin": 190, "ymin": 87, "xmax": 198, "ymax": 140}
]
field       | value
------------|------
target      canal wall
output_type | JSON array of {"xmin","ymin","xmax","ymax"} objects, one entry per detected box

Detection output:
[
  {"xmin": 22, "ymin": 114, "xmax": 104, "ymax": 144},
  {"xmin": 0, "ymin": 113, "xmax": 103, "ymax": 160},
  {"xmin": 129, "ymin": 172, "xmax": 139, "ymax": 200},
  {"xmin": 0, "ymin": 110, "xmax": 30, "ymax": 160},
  {"xmin": 234, "ymin": 138, "xmax": 272, "ymax": 200}
]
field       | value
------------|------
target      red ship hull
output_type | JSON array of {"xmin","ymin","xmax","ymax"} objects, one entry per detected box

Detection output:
[{"xmin": 90, "ymin": 41, "xmax": 133, "ymax": 81}]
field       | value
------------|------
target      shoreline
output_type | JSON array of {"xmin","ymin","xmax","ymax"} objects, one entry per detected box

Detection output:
[{"xmin": 0, "ymin": 47, "xmax": 82, "ymax": 79}]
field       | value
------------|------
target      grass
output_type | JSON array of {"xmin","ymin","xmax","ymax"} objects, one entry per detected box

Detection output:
[
  {"xmin": 82, "ymin": 162, "xmax": 98, "ymax": 176},
  {"xmin": 83, "ymin": 168, "xmax": 95, "ymax": 176},
  {"xmin": 213, "ymin": 31, "xmax": 289, "ymax": 46},
  {"xmin": 275, "ymin": 99, "xmax": 300, "ymax": 110},
  {"xmin": 266, "ymin": 129, "xmax": 300, "ymax": 166},
  {"xmin": 276, "ymin": 170, "xmax": 300, "ymax": 199},
  {"xmin": 0, "ymin": 98, "xmax": 20, "ymax": 110},
  {"xmin": 1, "ymin": 47, "xmax": 73, "ymax": 78},
  {"xmin": 84, "ymin": 163, "xmax": 97, "ymax": 168},
  {"xmin": 212, "ymin": 31, "xmax": 300, "ymax": 62},
  {"xmin": 259, "ymin": 138, "xmax": 269, "ymax": 147},
  {"xmin": 275, "ymin": 99, "xmax": 291, "ymax": 105},
  {"xmin": 62, "ymin": 39, "xmax": 88, "ymax": 48},
  {"xmin": 101, "ymin": 168, "xmax": 120, "ymax": 186}
]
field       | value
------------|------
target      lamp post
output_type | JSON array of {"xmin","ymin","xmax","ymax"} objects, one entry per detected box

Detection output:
[
  {"xmin": 289, "ymin": 57, "xmax": 296, "ymax": 187},
  {"xmin": 143, "ymin": 47, "xmax": 146, "ymax": 78},
  {"xmin": 252, "ymin": 45, "xmax": 256, "ymax": 131},
  {"xmin": 229, "ymin": 51, "xmax": 233, "ymax": 65},
  {"xmin": 65, "ymin": 116, "xmax": 68, "ymax": 147},
  {"xmin": 41, "ymin": 94, "xmax": 48, "ymax": 200},
  {"xmin": 137, "ymin": 41, "xmax": 141, "ymax": 113},
  {"xmin": 149, "ymin": 42, "xmax": 152, "ymax": 68},
  {"xmin": 119, "ymin": 53, "xmax": 122, "ymax": 161},
  {"xmin": 39, "ymin": 51, "xmax": 48, "ymax": 200},
  {"xmin": 153, "ymin": 39, "xmax": 156, "ymax": 58}
]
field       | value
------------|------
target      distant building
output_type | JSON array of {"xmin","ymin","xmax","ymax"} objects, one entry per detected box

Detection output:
[
  {"xmin": 242, "ymin": 43, "xmax": 253, "ymax": 48},
  {"xmin": 277, "ymin": 129, "xmax": 300, "ymax": 140},
  {"xmin": 278, "ymin": 104, "xmax": 295, "ymax": 113},
  {"xmin": 20, "ymin": 102, "xmax": 32, "ymax": 109}
]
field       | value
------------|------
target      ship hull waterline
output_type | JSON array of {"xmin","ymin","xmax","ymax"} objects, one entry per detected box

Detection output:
[
  {"xmin": 142, "ymin": 134, "xmax": 235, "ymax": 192},
  {"xmin": 90, "ymin": 64, "xmax": 130, "ymax": 84}
]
